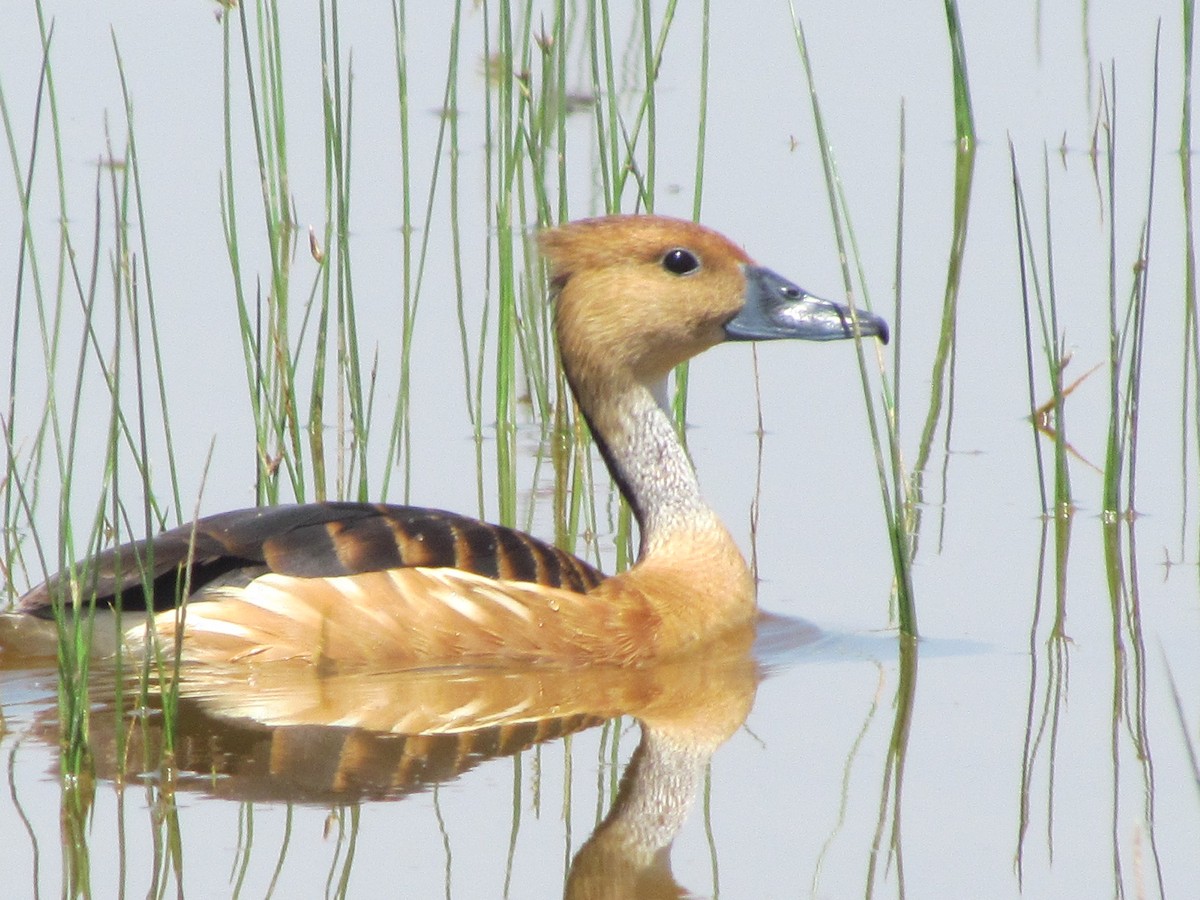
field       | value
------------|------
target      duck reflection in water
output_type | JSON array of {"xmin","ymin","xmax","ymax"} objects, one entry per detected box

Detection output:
[{"xmin": 50, "ymin": 622, "xmax": 762, "ymax": 897}]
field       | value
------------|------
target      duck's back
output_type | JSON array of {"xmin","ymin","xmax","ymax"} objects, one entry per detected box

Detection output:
[{"xmin": 18, "ymin": 502, "xmax": 605, "ymax": 616}]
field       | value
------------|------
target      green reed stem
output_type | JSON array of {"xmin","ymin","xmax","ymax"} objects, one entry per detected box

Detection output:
[
  {"xmin": 1101, "ymin": 67, "xmax": 1122, "ymax": 517},
  {"xmin": 1124, "ymin": 28, "xmax": 1162, "ymax": 517},
  {"xmin": 309, "ymin": 8, "xmax": 336, "ymax": 504},
  {"xmin": 790, "ymin": 5, "xmax": 916, "ymax": 637},
  {"xmin": 1013, "ymin": 142, "xmax": 1073, "ymax": 517},
  {"xmin": 1, "ymin": 15, "xmax": 57, "ymax": 594},
  {"xmin": 339, "ymin": 3, "xmax": 371, "ymax": 500},
  {"xmin": 1181, "ymin": 0, "xmax": 1200, "ymax": 560},
  {"xmin": 493, "ymin": 0, "xmax": 520, "ymax": 526},
  {"xmin": 1041, "ymin": 149, "xmax": 1072, "ymax": 516},
  {"xmin": 219, "ymin": 11, "xmax": 258, "ymax": 499},
  {"xmin": 382, "ymin": 0, "xmax": 419, "ymax": 503},
  {"xmin": 233, "ymin": 804, "xmax": 254, "ymax": 896},
  {"xmin": 639, "ymin": 0, "xmax": 658, "ymax": 204},
  {"xmin": 591, "ymin": 0, "xmax": 619, "ymax": 209},
  {"xmin": 943, "ymin": 0, "xmax": 976, "ymax": 148},
  {"xmin": 1163, "ymin": 657, "xmax": 1200, "ymax": 801},
  {"xmin": 671, "ymin": 0, "xmax": 710, "ymax": 428},
  {"xmin": 1099, "ymin": 48, "xmax": 1158, "ymax": 521},
  {"xmin": 890, "ymin": 102, "xmax": 907, "ymax": 572},
  {"xmin": 113, "ymin": 37, "xmax": 181, "ymax": 526},
  {"xmin": 54, "ymin": 167, "xmax": 109, "ymax": 780},
  {"xmin": 1009, "ymin": 144, "xmax": 1051, "ymax": 516},
  {"xmin": 547, "ymin": 0, "xmax": 578, "ymax": 555},
  {"xmin": 231, "ymin": 0, "xmax": 304, "ymax": 504}
]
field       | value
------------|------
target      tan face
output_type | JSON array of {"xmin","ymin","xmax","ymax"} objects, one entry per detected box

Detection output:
[{"xmin": 541, "ymin": 215, "xmax": 754, "ymax": 385}]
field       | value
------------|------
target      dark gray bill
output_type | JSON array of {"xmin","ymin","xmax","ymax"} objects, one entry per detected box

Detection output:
[{"xmin": 725, "ymin": 265, "xmax": 889, "ymax": 344}]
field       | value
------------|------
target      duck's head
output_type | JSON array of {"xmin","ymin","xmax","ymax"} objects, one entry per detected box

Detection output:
[{"xmin": 540, "ymin": 214, "xmax": 888, "ymax": 390}]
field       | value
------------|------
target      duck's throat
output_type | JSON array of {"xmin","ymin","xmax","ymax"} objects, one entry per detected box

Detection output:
[{"xmin": 581, "ymin": 377, "xmax": 716, "ymax": 557}]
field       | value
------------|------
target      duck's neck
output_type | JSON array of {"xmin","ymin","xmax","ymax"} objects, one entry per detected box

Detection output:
[
  {"xmin": 592, "ymin": 727, "xmax": 708, "ymax": 856},
  {"xmin": 576, "ymin": 373, "xmax": 719, "ymax": 559}
]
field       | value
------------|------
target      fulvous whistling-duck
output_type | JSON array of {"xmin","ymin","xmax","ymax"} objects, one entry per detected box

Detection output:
[{"xmin": 17, "ymin": 214, "xmax": 887, "ymax": 669}]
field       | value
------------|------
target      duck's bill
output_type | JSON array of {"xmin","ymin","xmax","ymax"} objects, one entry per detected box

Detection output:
[{"xmin": 726, "ymin": 265, "xmax": 889, "ymax": 345}]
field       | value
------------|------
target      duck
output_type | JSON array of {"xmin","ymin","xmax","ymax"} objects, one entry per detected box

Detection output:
[{"xmin": 16, "ymin": 214, "xmax": 887, "ymax": 669}]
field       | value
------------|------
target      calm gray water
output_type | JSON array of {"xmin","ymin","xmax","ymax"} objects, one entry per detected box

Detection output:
[{"xmin": 3, "ymin": 2, "xmax": 1199, "ymax": 897}]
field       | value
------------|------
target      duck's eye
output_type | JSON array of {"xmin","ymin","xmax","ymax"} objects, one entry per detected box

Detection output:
[{"xmin": 662, "ymin": 248, "xmax": 700, "ymax": 275}]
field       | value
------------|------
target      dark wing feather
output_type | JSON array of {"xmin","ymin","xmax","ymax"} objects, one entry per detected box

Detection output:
[{"xmin": 18, "ymin": 502, "xmax": 605, "ymax": 616}]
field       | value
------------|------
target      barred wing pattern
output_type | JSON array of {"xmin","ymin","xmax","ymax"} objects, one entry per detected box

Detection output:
[{"xmin": 20, "ymin": 502, "xmax": 604, "ymax": 615}]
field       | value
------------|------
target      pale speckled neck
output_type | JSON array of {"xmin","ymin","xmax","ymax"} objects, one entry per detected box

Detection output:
[
  {"xmin": 597, "ymin": 382, "xmax": 720, "ymax": 558},
  {"xmin": 599, "ymin": 727, "xmax": 709, "ymax": 854}
]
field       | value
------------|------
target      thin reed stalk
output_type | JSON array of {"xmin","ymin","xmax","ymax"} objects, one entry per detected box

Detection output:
[
  {"xmin": 943, "ymin": 0, "xmax": 976, "ymax": 148},
  {"xmin": 1122, "ymin": 29, "xmax": 1162, "ymax": 517},
  {"xmin": 1010, "ymin": 145, "xmax": 1073, "ymax": 517},
  {"xmin": 226, "ymin": 0, "xmax": 305, "ymax": 504},
  {"xmin": 1181, "ymin": 0, "xmax": 1200, "ymax": 561},
  {"xmin": 671, "ymin": 0, "xmax": 710, "ymax": 428},
  {"xmin": 1100, "ymin": 44, "xmax": 1159, "ymax": 520},
  {"xmin": 1100, "ymin": 68, "xmax": 1122, "ymax": 517},
  {"xmin": 380, "ymin": 0, "xmax": 421, "ymax": 503},
  {"xmin": 788, "ymin": 5, "xmax": 916, "ymax": 637}
]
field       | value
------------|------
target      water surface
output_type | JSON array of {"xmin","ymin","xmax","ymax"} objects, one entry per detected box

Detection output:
[{"xmin": 3, "ymin": 2, "xmax": 1199, "ymax": 897}]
